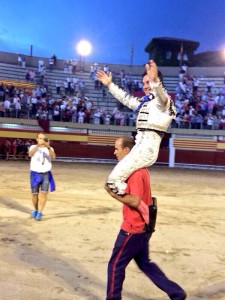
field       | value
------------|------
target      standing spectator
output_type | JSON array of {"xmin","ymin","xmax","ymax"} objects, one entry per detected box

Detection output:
[
  {"xmin": 64, "ymin": 81, "xmax": 69, "ymax": 95},
  {"xmin": 103, "ymin": 65, "xmax": 109, "ymax": 73},
  {"xmin": 21, "ymin": 55, "xmax": 26, "ymax": 68},
  {"xmin": 206, "ymin": 80, "xmax": 214, "ymax": 93},
  {"xmin": 4, "ymin": 97, "xmax": 11, "ymax": 117},
  {"xmin": 25, "ymin": 70, "xmax": 30, "ymax": 81},
  {"xmin": 220, "ymin": 116, "xmax": 225, "ymax": 129},
  {"xmin": 28, "ymin": 132, "xmax": 56, "ymax": 221},
  {"xmin": 30, "ymin": 95, "xmax": 38, "ymax": 118},
  {"xmin": 49, "ymin": 57, "xmax": 54, "ymax": 68},
  {"xmin": 52, "ymin": 54, "xmax": 57, "ymax": 65},
  {"xmin": 192, "ymin": 77, "xmax": 199, "ymax": 93},
  {"xmin": 56, "ymin": 80, "xmax": 61, "ymax": 94},
  {"xmin": 207, "ymin": 97, "xmax": 215, "ymax": 114},
  {"xmin": 12, "ymin": 138, "xmax": 18, "ymax": 159},
  {"xmin": 24, "ymin": 139, "xmax": 33, "ymax": 160},
  {"xmin": 196, "ymin": 113, "xmax": 203, "ymax": 129},
  {"xmin": 222, "ymin": 106, "xmax": 225, "ymax": 117},
  {"xmin": 17, "ymin": 139, "xmax": 24, "ymax": 159},
  {"xmin": 93, "ymin": 109, "xmax": 101, "ymax": 124},
  {"xmin": 18, "ymin": 54, "xmax": 22, "ymax": 66},
  {"xmin": 0, "ymin": 82, "xmax": 5, "ymax": 101},
  {"xmin": 77, "ymin": 108, "xmax": 85, "ymax": 123},
  {"xmin": 4, "ymin": 139, "xmax": 11, "ymax": 160},
  {"xmin": 15, "ymin": 99, "xmax": 21, "ymax": 118},
  {"xmin": 128, "ymin": 112, "xmax": 136, "ymax": 126},
  {"xmin": 72, "ymin": 59, "xmax": 78, "ymax": 74},
  {"xmin": 29, "ymin": 70, "xmax": 36, "ymax": 82},
  {"xmin": 213, "ymin": 114, "xmax": 221, "ymax": 130},
  {"xmin": 90, "ymin": 64, "xmax": 94, "ymax": 79},
  {"xmin": 104, "ymin": 111, "xmax": 112, "ymax": 125},
  {"xmin": 85, "ymin": 97, "xmax": 93, "ymax": 123},
  {"xmin": 53, "ymin": 105, "xmax": 60, "ymax": 121},
  {"xmin": 205, "ymin": 113, "xmax": 214, "ymax": 129},
  {"xmin": 94, "ymin": 73, "xmax": 100, "ymax": 90},
  {"xmin": 0, "ymin": 102, "xmax": 5, "ymax": 117},
  {"xmin": 38, "ymin": 59, "xmax": 44, "ymax": 73},
  {"xmin": 120, "ymin": 69, "xmax": 125, "ymax": 87}
]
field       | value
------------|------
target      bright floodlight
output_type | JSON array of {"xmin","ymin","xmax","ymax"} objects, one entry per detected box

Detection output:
[{"xmin": 76, "ymin": 40, "xmax": 92, "ymax": 57}]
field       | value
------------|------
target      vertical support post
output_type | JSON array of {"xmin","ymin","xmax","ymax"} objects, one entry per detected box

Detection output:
[{"xmin": 169, "ymin": 135, "xmax": 175, "ymax": 167}]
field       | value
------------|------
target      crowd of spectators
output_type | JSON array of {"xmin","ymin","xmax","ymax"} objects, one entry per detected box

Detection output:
[
  {"xmin": 0, "ymin": 62, "xmax": 225, "ymax": 130},
  {"xmin": 172, "ymin": 66, "xmax": 225, "ymax": 130},
  {"xmin": 0, "ymin": 80, "xmax": 136, "ymax": 125}
]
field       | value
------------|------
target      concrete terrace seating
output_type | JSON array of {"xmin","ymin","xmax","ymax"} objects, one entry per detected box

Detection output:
[
  {"xmin": 0, "ymin": 61, "xmax": 179, "ymax": 104},
  {"xmin": 0, "ymin": 63, "xmax": 28, "ymax": 82},
  {"xmin": 114, "ymin": 73, "xmax": 180, "ymax": 94},
  {"xmin": 195, "ymin": 76, "xmax": 225, "ymax": 92},
  {"xmin": 44, "ymin": 68, "xmax": 118, "ymax": 111}
]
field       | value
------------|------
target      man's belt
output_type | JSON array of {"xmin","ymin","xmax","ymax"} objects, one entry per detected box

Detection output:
[{"xmin": 137, "ymin": 128, "xmax": 165, "ymax": 137}]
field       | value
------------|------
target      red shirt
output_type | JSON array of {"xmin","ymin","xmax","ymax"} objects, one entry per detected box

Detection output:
[{"xmin": 121, "ymin": 168, "xmax": 152, "ymax": 233}]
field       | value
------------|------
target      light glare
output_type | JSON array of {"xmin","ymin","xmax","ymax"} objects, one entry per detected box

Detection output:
[{"xmin": 76, "ymin": 40, "xmax": 92, "ymax": 56}]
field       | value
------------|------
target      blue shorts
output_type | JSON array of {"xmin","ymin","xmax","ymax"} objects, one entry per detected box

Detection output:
[{"xmin": 31, "ymin": 172, "xmax": 49, "ymax": 194}]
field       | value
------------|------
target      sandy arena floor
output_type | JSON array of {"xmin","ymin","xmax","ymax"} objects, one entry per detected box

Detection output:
[{"xmin": 0, "ymin": 160, "xmax": 225, "ymax": 300}]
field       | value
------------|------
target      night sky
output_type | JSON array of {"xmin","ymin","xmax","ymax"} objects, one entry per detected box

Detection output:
[{"xmin": 0, "ymin": 0, "xmax": 225, "ymax": 65}]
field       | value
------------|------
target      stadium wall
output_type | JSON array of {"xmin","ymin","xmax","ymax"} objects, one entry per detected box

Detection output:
[{"xmin": 0, "ymin": 118, "xmax": 225, "ymax": 168}]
